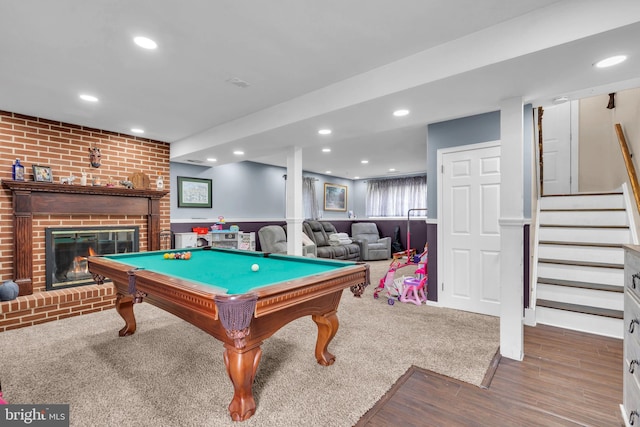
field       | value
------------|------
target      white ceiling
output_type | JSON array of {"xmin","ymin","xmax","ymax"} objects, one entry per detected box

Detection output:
[{"xmin": 1, "ymin": 1, "xmax": 640, "ymax": 179}]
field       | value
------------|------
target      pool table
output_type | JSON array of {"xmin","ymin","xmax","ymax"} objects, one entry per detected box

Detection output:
[{"xmin": 88, "ymin": 247, "xmax": 369, "ymax": 421}]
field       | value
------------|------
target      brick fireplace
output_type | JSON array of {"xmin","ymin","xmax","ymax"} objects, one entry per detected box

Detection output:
[
  {"xmin": 0, "ymin": 110, "xmax": 171, "ymax": 332},
  {"xmin": 0, "ymin": 180, "xmax": 168, "ymax": 332}
]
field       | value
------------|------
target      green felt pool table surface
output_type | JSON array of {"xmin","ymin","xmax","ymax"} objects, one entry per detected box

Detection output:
[{"xmin": 102, "ymin": 247, "xmax": 356, "ymax": 294}]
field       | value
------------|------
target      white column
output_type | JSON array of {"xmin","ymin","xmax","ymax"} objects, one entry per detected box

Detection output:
[
  {"xmin": 286, "ymin": 147, "xmax": 304, "ymax": 256},
  {"xmin": 500, "ymin": 97, "xmax": 525, "ymax": 361}
]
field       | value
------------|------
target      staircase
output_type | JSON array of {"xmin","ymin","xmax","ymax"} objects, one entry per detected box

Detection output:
[{"xmin": 533, "ymin": 192, "xmax": 633, "ymax": 339}]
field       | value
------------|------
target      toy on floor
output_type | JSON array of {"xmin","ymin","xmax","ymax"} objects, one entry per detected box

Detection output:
[
  {"xmin": 373, "ymin": 208, "xmax": 429, "ymax": 306},
  {"xmin": 400, "ymin": 276, "xmax": 427, "ymax": 305},
  {"xmin": 373, "ymin": 244, "xmax": 427, "ymax": 306},
  {"xmin": 373, "ymin": 265, "xmax": 402, "ymax": 304}
]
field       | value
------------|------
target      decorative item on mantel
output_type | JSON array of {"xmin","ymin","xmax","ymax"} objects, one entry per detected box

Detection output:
[
  {"xmin": 156, "ymin": 172, "xmax": 164, "ymax": 190},
  {"xmin": 12, "ymin": 159, "xmax": 25, "ymax": 181},
  {"xmin": 129, "ymin": 172, "xmax": 150, "ymax": 189},
  {"xmin": 59, "ymin": 175, "xmax": 77, "ymax": 185},
  {"xmin": 89, "ymin": 146, "xmax": 101, "ymax": 168}
]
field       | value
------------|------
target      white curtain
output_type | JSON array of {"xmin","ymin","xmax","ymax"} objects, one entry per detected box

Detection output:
[
  {"xmin": 366, "ymin": 175, "xmax": 427, "ymax": 217},
  {"xmin": 303, "ymin": 177, "xmax": 319, "ymax": 219}
]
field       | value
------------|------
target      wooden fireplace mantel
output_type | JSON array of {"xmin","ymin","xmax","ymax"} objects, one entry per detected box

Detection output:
[{"xmin": 2, "ymin": 180, "xmax": 169, "ymax": 296}]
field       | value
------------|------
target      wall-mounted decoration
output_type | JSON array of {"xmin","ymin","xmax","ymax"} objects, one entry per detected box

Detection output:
[
  {"xmin": 32, "ymin": 165, "xmax": 53, "ymax": 183},
  {"xmin": 177, "ymin": 176, "xmax": 212, "ymax": 208},
  {"xmin": 324, "ymin": 183, "xmax": 347, "ymax": 211},
  {"xmin": 89, "ymin": 147, "xmax": 101, "ymax": 168}
]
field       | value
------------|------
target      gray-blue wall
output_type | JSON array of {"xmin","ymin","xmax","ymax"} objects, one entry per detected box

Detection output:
[
  {"xmin": 170, "ymin": 161, "xmax": 359, "ymax": 221},
  {"xmin": 426, "ymin": 107, "xmax": 533, "ymax": 219},
  {"xmin": 427, "ymin": 111, "xmax": 501, "ymax": 219}
]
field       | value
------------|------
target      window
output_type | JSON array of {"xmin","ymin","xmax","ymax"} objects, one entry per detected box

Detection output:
[{"xmin": 366, "ymin": 175, "xmax": 427, "ymax": 217}]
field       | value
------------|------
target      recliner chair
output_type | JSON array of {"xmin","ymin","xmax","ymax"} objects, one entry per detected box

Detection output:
[
  {"xmin": 351, "ymin": 222, "xmax": 391, "ymax": 261},
  {"xmin": 258, "ymin": 225, "xmax": 288, "ymax": 254},
  {"xmin": 258, "ymin": 225, "xmax": 317, "ymax": 257}
]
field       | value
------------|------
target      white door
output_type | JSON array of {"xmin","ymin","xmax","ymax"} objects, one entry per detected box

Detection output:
[
  {"xmin": 439, "ymin": 143, "xmax": 501, "ymax": 316},
  {"xmin": 541, "ymin": 102, "xmax": 572, "ymax": 195}
]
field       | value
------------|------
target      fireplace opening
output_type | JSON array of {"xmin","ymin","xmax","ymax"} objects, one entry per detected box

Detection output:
[{"xmin": 45, "ymin": 226, "xmax": 139, "ymax": 290}]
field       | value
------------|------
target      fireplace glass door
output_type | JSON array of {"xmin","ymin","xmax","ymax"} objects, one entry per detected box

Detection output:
[{"xmin": 45, "ymin": 227, "xmax": 139, "ymax": 290}]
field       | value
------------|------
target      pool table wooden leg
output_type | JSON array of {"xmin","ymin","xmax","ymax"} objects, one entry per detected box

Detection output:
[
  {"xmin": 115, "ymin": 292, "xmax": 137, "ymax": 337},
  {"xmin": 223, "ymin": 343, "xmax": 262, "ymax": 421},
  {"xmin": 312, "ymin": 310, "xmax": 338, "ymax": 366}
]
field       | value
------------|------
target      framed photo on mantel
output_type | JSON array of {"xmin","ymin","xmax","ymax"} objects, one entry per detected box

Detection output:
[{"xmin": 32, "ymin": 165, "xmax": 53, "ymax": 183}]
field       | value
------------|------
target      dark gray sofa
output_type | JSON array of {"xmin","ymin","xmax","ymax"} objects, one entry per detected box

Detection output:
[{"xmin": 302, "ymin": 220, "xmax": 360, "ymax": 260}]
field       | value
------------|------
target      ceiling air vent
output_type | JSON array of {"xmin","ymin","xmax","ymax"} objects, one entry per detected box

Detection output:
[{"xmin": 226, "ymin": 77, "xmax": 250, "ymax": 88}]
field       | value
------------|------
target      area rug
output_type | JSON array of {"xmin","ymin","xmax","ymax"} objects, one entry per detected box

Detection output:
[{"xmin": 0, "ymin": 262, "xmax": 499, "ymax": 426}]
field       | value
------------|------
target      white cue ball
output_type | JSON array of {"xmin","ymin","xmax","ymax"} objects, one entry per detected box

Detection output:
[{"xmin": 251, "ymin": 264, "xmax": 259, "ymax": 272}]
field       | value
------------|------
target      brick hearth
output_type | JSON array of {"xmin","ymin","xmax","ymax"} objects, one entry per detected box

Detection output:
[{"xmin": 0, "ymin": 285, "xmax": 116, "ymax": 332}]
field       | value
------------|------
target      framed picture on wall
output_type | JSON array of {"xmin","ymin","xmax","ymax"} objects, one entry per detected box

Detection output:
[
  {"xmin": 324, "ymin": 183, "xmax": 347, "ymax": 211},
  {"xmin": 32, "ymin": 165, "xmax": 53, "ymax": 183},
  {"xmin": 177, "ymin": 176, "xmax": 212, "ymax": 208}
]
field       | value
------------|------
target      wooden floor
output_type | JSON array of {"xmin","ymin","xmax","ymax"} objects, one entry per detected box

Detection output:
[{"xmin": 356, "ymin": 324, "xmax": 623, "ymax": 427}]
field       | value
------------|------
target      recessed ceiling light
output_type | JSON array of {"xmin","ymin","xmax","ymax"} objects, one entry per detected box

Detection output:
[
  {"xmin": 131, "ymin": 128, "xmax": 144, "ymax": 134},
  {"xmin": 594, "ymin": 55, "xmax": 627, "ymax": 68},
  {"xmin": 322, "ymin": 148, "xmax": 331, "ymax": 153},
  {"xmin": 354, "ymin": 176, "xmax": 360, "ymax": 179},
  {"xmin": 134, "ymin": 36, "xmax": 157, "ymax": 50},
  {"xmin": 233, "ymin": 150, "xmax": 244, "ymax": 155},
  {"xmin": 325, "ymin": 171, "xmax": 332, "ymax": 174},
  {"xmin": 389, "ymin": 168, "xmax": 396, "ymax": 172},
  {"xmin": 318, "ymin": 129, "xmax": 332, "ymax": 135},
  {"xmin": 552, "ymin": 96, "xmax": 569, "ymax": 104},
  {"xmin": 79, "ymin": 94, "xmax": 98, "ymax": 102},
  {"xmin": 361, "ymin": 160, "xmax": 369, "ymax": 164},
  {"xmin": 393, "ymin": 109, "xmax": 410, "ymax": 117},
  {"xmin": 207, "ymin": 158, "xmax": 217, "ymax": 162}
]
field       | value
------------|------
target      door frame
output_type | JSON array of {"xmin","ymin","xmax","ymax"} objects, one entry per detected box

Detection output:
[
  {"xmin": 436, "ymin": 140, "xmax": 501, "ymax": 312},
  {"xmin": 533, "ymin": 100, "xmax": 580, "ymax": 195}
]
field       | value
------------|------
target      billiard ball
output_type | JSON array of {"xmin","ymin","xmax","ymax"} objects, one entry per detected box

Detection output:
[{"xmin": 251, "ymin": 264, "xmax": 259, "ymax": 272}]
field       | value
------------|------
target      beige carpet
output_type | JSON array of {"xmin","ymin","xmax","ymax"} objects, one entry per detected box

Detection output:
[{"xmin": 0, "ymin": 261, "xmax": 499, "ymax": 426}]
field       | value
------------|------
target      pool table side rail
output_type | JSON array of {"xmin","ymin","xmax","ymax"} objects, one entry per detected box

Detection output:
[
  {"xmin": 88, "ymin": 256, "xmax": 223, "ymax": 318},
  {"xmin": 252, "ymin": 264, "xmax": 368, "ymax": 317},
  {"xmin": 88, "ymin": 256, "xmax": 369, "ymax": 321}
]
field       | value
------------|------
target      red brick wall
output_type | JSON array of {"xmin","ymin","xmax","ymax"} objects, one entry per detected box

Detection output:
[{"xmin": 0, "ymin": 110, "xmax": 171, "ymax": 331}]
